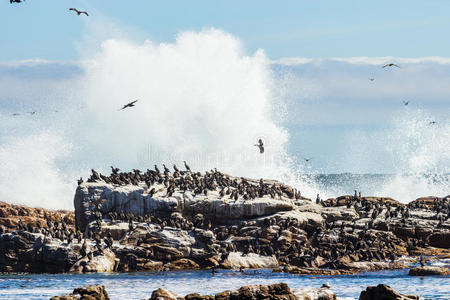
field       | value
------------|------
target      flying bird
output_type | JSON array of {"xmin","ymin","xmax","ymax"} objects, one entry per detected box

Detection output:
[
  {"xmin": 369, "ymin": 78, "xmax": 375, "ymax": 81},
  {"xmin": 10, "ymin": 0, "xmax": 24, "ymax": 3},
  {"xmin": 304, "ymin": 158, "xmax": 313, "ymax": 163},
  {"xmin": 429, "ymin": 121, "xmax": 437, "ymax": 125},
  {"xmin": 69, "ymin": 8, "xmax": 89, "ymax": 16},
  {"xmin": 119, "ymin": 100, "xmax": 138, "ymax": 110},
  {"xmin": 403, "ymin": 100, "xmax": 410, "ymax": 106},
  {"xmin": 254, "ymin": 139, "xmax": 264, "ymax": 154},
  {"xmin": 11, "ymin": 113, "xmax": 20, "ymax": 116},
  {"xmin": 382, "ymin": 63, "xmax": 400, "ymax": 68}
]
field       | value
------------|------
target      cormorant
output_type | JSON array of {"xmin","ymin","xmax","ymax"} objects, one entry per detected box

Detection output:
[
  {"xmin": 254, "ymin": 139, "xmax": 264, "ymax": 154},
  {"xmin": 118, "ymin": 99, "xmax": 138, "ymax": 110},
  {"xmin": 382, "ymin": 63, "xmax": 400, "ymax": 68},
  {"xmin": 184, "ymin": 161, "xmax": 191, "ymax": 172},
  {"xmin": 69, "ymin": 8, "xmax": 89, "ymax": 16}
]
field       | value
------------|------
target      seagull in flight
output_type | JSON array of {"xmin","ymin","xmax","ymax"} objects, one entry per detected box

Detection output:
[
  {"xmin": 382, "ymin": 63, "xmax": 400, "ymax": 68},
  {"xmin": 69, "ymin": 8, "xmax": 89, "ymax": 16},
  {"xmin": 254, "ymin": 139, "xmax": 264, "ymax": 154},
  {"xmin": 403, "ymin": 100, "xmax": 410, "ymax": 106},
  {"xmin": 119, "ymin": 100, "xmax": 138, "ymax": 111},
  {"xmin": 304, "ymin": 158, "xmax": 313, "ymax": 163}
]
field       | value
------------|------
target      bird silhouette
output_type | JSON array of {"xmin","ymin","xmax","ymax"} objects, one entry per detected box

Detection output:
[
  {"xmin": 304, "ymin": 158, "xmax": 313, "ymax": 163},
  {"xmin": 382, "ymin": 63, "xmax": 400, "ymax": 68},
  {"xmin": 369, "ymin": 78, "xmax": 375, "ymax": 81},
  {"xmin": 429, "ymin": 121, "xmax": 437, "ymax": 125},
  {"xmin": 69, "ymin": 8, "xmax": 89, "ymax": 16},
  {"xmin": 254, "ymin": 139, "xmax": 264, "ymax": 154},
  {"xmin": 403, "ymin": 100, "xmax": 410, "ymax": 106},
  {"xmin": 10, "ymin": 0, "xmax": 24, "ymax": 3},
  {"xmin": 119, "ymin": 100, "xmax": 138, "ymax": 110}
]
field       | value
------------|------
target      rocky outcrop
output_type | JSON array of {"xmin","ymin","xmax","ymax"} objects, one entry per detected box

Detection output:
[
  {"xmin": 221, "ymin": 252, "xmax": 278, "ymax": 269},
  {"xmin": 74, "ymin": 181, "xmax": 297, "ymax": 232},
  {"xmin": 70, "ymin": 248, "xmax": 117, "ymax": 273},
  {"xmin": 51, "ymin": 283, "xmax": 336, "ymax": 300},
  {"xmin": 0, "ymin": 231, "xmax": 79, "ymax": 273},
  {"xmin": 2, "ymin": 168, "xmax": 450, "ymax": 275},
  {"xmin": 408, "ymin": 266, "xmax": 450, "ymax": 276},
  {"xmin": 50, "ymin": 285, "xmax": 109, "ymax": 300},
  {"xmin": 150, "ymin": 283, "xmax": 299, "ymax": 300},
  {"xmin": 359, "ymin": 284, "xmax": 419, "ymax": 300},
  {"xmin": 292, "ymin": 286, "xmax": 336, "ymax": 300},
  {"xmin": 0, "ymin": 201, "xmax": 74, "ymax": 232}
]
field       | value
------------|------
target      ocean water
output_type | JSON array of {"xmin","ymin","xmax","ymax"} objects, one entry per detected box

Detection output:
[{"xmin": 0, "ymin": 268, "xmax": 449, "ymax": 300}]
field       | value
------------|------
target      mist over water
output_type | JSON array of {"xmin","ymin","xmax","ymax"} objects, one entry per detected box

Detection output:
[{"xmin": 0, "ymin": 28, "xmax": 448, "ymax": 209}]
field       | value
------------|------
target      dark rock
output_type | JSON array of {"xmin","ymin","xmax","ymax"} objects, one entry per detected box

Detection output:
[
  {"xmin": 50, "ymin": 285, "xmax": 109, "ymax": 300},
  {"xmin": 359, "ymin": 284, "xmax": 419, "ymax": 300},
  {"xmin": 408, "ymin": 266, "xmax": 450, "ymax": 276}
]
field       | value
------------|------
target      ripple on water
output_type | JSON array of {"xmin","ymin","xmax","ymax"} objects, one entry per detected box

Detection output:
[{"xmin": 0, "ymin": 269, "xmax": 449, "ymax": 300}]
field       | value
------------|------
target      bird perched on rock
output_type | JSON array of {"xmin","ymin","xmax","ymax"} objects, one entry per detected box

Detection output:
[
  {"xmin": 255, "ymin": 139, "xmax": 264, "ymax": 154},
  {"xmin": 184, "ymin": 161, "xmax": 191, "ymax": 172},
  {"xmin": 69, "ymin": 8, "xmax": 89, "ymax": 16}
]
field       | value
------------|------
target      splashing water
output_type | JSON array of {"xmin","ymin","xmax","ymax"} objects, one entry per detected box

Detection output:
[
  {"xmin": 0, "ymin": 28, "xmax": 448, "ymax": 209},
  {"xmin": 0, "ymin": 29, "xmax": 319, "ymax": 209},
  {"xmin": 378, "ymin": 108, "xmax": 450, "ymax": 202}
]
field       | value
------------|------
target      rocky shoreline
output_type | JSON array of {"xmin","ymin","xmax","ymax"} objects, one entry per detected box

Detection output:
[
  {"xmin": 49, "ymin": 282, "xmax": 421, "ymax": 300},
  {"xmin": 1, "ymin": 168, "xmax": 449, "ymax": 276}
]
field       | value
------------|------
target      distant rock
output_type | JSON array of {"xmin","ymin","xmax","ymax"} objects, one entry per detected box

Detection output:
[
  {"xmin": 359, "ymin": 284, "xmax": 418, "ymax": 300},
  {"xmin": 50, "ymin": 284, "xmax": 109, "ymax": 300},
  {"xmin": 0, "ymin": 201, "xmax": 74, "ymax": 232},
  {"xmin": 292, "ymin": 286, "xmax": 337, "ymax": 300},
  {"xmin": 221, "ymin": 252, "xmax": 278, "ymax": 269},
  {"xmin": 408, "ymin": 266, "xmax": 450, "ymax": 276}
]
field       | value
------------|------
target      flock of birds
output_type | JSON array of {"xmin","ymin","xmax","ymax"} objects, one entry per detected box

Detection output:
[
  {"xmin": 81, "ymin": 162, "xmax": 304, "ymax": 202},
  {"xmin": 8, "ymin": 1, "xmax": 438, "ymax": 158}
]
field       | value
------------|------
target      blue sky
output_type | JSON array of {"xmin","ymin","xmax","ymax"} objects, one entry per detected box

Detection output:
[
  {"xmin": 0, "ymin": 1, "xmax": 449, "ymax": 174},
  {"xmin": 2, "ymin": 0, "xmax": 450, "ymax": 60},
  {"xmin": 1, "ymin": 1, "xmax": 450, "ymax": 208}
]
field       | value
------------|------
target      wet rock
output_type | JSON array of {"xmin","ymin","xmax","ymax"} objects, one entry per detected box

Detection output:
[
  {"xmin": 358, "ymin": 284, "xmax": 418, "ymax": 300},
  {"xmin": 166, "ymin": 258, "xmax": 200, "ymax": 270},
  {"xmin": 150, "ymin": 288, "xmax": 183, "ymax": 300},
  {"xmin": 408, "ymin": 266, "xmax": 450, "ymax": 276},
  {"xmin": 50, "ymin": 285, "xmax": 109, "ymax": 300},
  {"xmin": 292, "ymin": 286, "xmax": 337, "ymax": 300},
  {"xmin": 70, "ymin": 249, "xmax": 116, "ymax": 273},
  {"xmin": 221, "ymin": 252, "xmax": 278, "ymax": 269}
]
